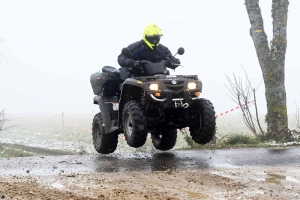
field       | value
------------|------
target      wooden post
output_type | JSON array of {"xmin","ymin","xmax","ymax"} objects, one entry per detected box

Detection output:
[{"xmin": 62, "ymin": 112, "xmax": 65, "ymax": 149}]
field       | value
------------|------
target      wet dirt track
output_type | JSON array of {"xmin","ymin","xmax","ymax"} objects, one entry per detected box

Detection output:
[
  {"xmin": 1, "ymin": 147, "xmax": 300, "ymax": 176},
  {"xmin": 1, "ymin": 147, "xmax": 300, "ymax": 199}
]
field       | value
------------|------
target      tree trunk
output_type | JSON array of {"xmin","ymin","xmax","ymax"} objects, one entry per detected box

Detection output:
[{"xmin": 245, "ymin": 0, "xmax": 289, "ymax": 133}]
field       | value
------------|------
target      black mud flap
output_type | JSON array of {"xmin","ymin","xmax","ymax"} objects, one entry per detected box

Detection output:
[{"xmin": 98, "ymin": 95, "xmax": 119, "ymax": 134}]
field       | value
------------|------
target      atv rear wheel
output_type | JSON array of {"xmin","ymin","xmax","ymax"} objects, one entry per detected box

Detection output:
[
  {"xmin": 92, "ymin": 113, "xmax": 118, "ymax": 154},
  {"xmin": 122, "ymin": 100, "xmax": 148, "ymax": 148},
  {"xmin": 151, "ymin": 129, "xmax": 177, "ymax": 151},
  {"xmin": 189, "ymin": 98, "xmax": 216, "ymax": 144}
]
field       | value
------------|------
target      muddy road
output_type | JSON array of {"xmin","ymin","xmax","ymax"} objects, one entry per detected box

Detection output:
[{"xmin": 1, "ymin": 147, "xmax": 300, "ymax": 199}]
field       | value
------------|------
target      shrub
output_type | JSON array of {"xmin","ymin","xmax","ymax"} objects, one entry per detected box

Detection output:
[{"xmin": 225, "ymin": 133, "xmax": 258, "ymax": 145}]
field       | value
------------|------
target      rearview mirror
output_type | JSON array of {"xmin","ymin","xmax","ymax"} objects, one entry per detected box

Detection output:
[{"xmin": 177, "ymin": 47, "xmax": 185, "ymax": 55}]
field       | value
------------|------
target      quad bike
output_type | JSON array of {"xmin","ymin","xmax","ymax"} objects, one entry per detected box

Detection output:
[{"xmin": 90, "ymin": 47, "xmax": 216, "ymax": 154}]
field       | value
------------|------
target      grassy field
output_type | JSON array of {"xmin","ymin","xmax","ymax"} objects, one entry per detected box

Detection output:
[
  {"xmin": 0, "ymin": 113, "xmax": 190, "ymax": 156},
  {"xmin": 1, "ymin": 113, "xmax": 299, "ymax": 158}
]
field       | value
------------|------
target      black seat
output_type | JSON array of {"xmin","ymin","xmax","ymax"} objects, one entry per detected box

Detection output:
[{"xmin": 102, "ymin": 66, "xmax": 120, "ymax": 79}]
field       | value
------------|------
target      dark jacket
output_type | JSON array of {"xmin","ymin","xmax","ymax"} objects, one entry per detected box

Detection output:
[{"xmin": 118, "ymin": 40, "xmax": 173, "ymax": 67}]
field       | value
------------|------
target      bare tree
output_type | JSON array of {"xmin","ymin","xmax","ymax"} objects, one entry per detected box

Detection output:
[
  {"xmin": 225, "ymin": 66, "xmax": 264, "ymax": 137},
  {"xmin": 245, "ymin": 0, "xmax": 289, "ymax": 134}
]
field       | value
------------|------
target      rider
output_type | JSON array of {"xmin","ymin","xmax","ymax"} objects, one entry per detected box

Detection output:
[{"xmin": 117, "ymin": 23, "xmax": 180, "ymax": 72}]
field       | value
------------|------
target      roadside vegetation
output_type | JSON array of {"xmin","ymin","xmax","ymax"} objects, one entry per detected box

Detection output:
[
  {"xmin": 0, "ymin": 144, "xmax": 34, "ymax": 158},
  {"xmin": 181, "ymin": 128, "xmax": 300, "ymax": 150}
]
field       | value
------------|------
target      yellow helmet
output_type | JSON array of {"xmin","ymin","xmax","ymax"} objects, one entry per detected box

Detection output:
[{"xmin": 142, "ymin": 23, "xmax": 163, "ymax": 50}]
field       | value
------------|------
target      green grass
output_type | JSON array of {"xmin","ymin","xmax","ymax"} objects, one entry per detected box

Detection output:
[
  {"xmin": 181, "ymin": 132, "xmax": 300, "ymax": 150},
  {"xmin": 225, "ymin": 133, "xmax": 259, "ymax": 145},
  {"xmin": 0, "ymin": 145, "xmax": 34, "ymax": 158}
]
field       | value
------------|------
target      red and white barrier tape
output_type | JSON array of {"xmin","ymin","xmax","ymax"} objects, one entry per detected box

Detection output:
[
  {"xmin": 63, "ymin": 119, "xmax": 92, "ymax": 133},
  {"xmin": 215, "ymin": 100, "xmax": 256, "ymax": 118},
  {"xmin": 118, "ymin": 134, "xmax": 126, "ymax": 140}
]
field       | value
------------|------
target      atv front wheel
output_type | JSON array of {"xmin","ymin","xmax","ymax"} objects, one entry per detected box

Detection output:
[
  {"xmin": 122, "ymin": 101, "xmax": 148, "ymax": 148},
  {"xmin": 189, "ymin": 98, "xmax": 216, "ymax": 144},
  {"xmin": 151, "ymin": 129, "xmax": 177, "ymax": 151},
  {"xmin": 92, "ymin": 113, "xmax": 118, "ymax": 154}
]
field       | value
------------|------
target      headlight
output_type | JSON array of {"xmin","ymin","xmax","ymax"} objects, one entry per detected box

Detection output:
[
  {"xmin": 149, "ymin": 84, "xmax": 159, "ymax": 90},
  {"xmin": 188, "ymin": 82, "xmax": 197, "ymax": 90}
]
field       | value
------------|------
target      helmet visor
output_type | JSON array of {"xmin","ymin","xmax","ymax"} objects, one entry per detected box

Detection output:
[{"xmin": 146, "ymin": 35, "xmax": 161, "ymax": 45}]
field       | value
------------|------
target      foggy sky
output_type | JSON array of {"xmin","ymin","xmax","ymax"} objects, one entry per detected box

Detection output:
[{"xmin": 0, "ymin": 0, "xmax": 299, "ymax": 117}]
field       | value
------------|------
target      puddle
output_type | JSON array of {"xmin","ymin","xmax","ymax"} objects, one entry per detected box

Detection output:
[
  {"xmin": 265, "ymin": 173, "xmax": 286, "ymax": 184},
  {"xmin": 212, "ymin": 170, "xmax": 300, "ymax": 186},
  {"xmin": 210, "ymin": 171, "xmax": 237, "ymax": 180},
  {"xmin": 265, "ymin": 173, "xmax": 300, "ymax": 184},
  {"xmin": 286, "ymin": 176, "xmax": 300, "ymax": 183},
  {"xmin": 183, "ymin": 190, "xmax": 207, "ymax": 199}
]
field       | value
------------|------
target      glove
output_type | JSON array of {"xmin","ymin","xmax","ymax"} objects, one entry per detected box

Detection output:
[
  {"xmin": 166, "ymin": 57, "xmax": 180, "ymax": 64},
  {"xmin": 166, "ymin": 58, "xmax": 181, "ymax": 69},
  {"xmin": 172, "ymin": 58, "xmax": 181, "ymax": 65},
  {"xmin": 124, "ymin": 58, "xmax": 135, "ymax": 67}
]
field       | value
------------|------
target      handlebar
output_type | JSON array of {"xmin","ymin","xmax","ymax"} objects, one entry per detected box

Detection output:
[{"xmin": 133, "ymin": 58, "xmax": 181, "ymax": 70}]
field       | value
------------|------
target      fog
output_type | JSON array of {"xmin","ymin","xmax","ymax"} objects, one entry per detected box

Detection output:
[{"xmin": 0, "ymin": 0, "xmax": 300, "ymax": 118}]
